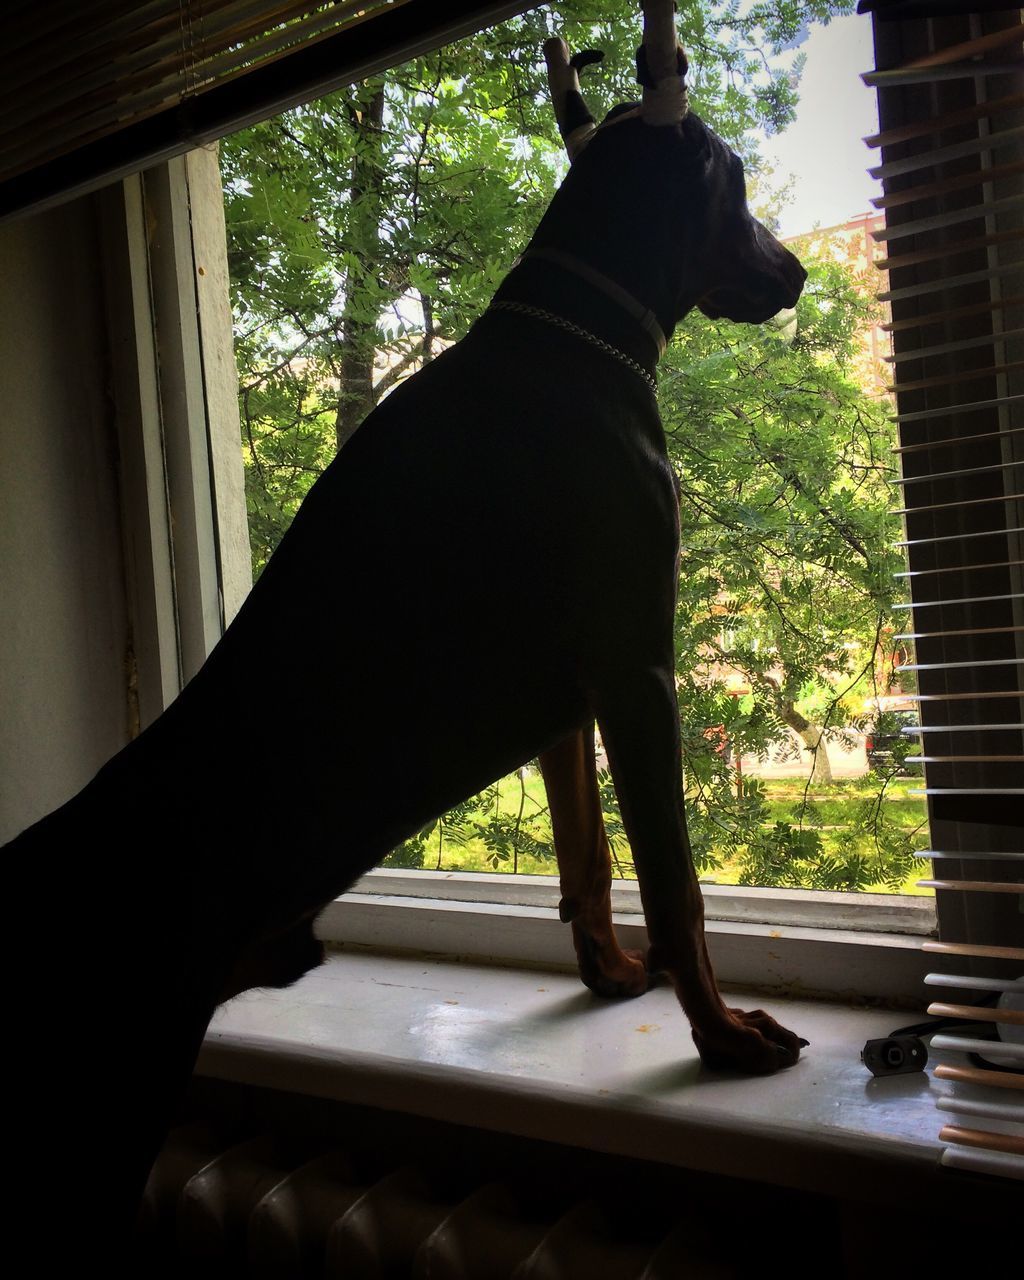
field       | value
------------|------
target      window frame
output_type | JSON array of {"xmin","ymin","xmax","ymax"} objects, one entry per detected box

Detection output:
[
  {"xmin": 107, "ymin": 10, "xmax": 1021, "ymax": 1008},
  {"xmin": 99, "ymin": 146, "xmax": 253, "ymax": 727},
  {"xmin": 99, "ymin": 141, "xmax": 938, "ymax": 1007},
  {"xmin": 97, "ymin": 112, "xmax": 952, "ymax": 1008}
]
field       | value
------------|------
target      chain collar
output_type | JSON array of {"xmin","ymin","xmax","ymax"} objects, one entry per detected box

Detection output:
[
  {"xmin": 488, "ymin": 301, "xmax": 658, "ymax": 394},
  {"xmin": 521, "ymin": 247, "xmax": 667, "ymax": 358}
]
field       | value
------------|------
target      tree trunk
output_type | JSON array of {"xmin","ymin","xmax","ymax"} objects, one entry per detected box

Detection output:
[
  {"xmin": 420, "ymin": 290, "xmax": 436, "ymax": 363},
  {"xmin": 761, "ymin": 673, "xmax": 833, "ymax": 785},
  {"xmin": 336, "ymin": 82, "xmax": 386, "ymax": 452},
  {"xmin": 780, "ymin": 702, "xmax": 833, "ymax": 785}
]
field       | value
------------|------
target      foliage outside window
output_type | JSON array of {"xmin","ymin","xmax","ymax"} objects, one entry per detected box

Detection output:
[{"xmin": 221, "ymin": 0, "xmax": 928, "ymax": 895}]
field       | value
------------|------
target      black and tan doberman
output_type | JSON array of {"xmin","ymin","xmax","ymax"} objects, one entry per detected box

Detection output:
[{"xmin": 7, "ymin": 1, "xmax": 807, "ymax": 1242}]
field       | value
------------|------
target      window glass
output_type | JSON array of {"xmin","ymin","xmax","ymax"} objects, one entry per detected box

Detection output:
[{"xmin": 221, "ymin": 5, "xmax": 929, "ymax": 897}]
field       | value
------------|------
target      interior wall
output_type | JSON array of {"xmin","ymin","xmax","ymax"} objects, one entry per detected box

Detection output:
[{"xmin": 0, "ymin": 196, "xmax": 129, "ymax": 844}]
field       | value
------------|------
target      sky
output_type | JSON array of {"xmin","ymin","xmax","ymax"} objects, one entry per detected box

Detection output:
[{"xmin": 758, "ymin": 12, "xmax": 882, "ymax": 239}]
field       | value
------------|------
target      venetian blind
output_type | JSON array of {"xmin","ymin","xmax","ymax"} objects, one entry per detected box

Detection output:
[
  {"xmin": 0, "ymin": 1, "xmax": 533, "ymax": 220},
  {"xmin": 862, "ymin": 0, "xmax": 1023, "ymax": 1179}
]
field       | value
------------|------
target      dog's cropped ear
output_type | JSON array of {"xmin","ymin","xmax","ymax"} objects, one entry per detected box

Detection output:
[
  {"xmin": 544, "ymin": 38, "xmax": 603, "ymax": 161},
  {"xmin": 637, "ymin": 0, "xmax": 689, "ymax": 127}
]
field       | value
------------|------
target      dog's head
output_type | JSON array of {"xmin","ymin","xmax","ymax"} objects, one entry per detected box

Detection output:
[{"xmin": 542, "ymin": 0, "xmax": 806, "ymax": 328}]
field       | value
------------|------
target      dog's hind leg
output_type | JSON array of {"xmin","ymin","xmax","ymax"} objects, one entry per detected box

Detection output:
[
  {"xmin": 539, "ymin": 725, "xmax": 650, "ymax": 999},
  {"xmin": 217, "ymin": 914, "xmax": 326, "ymax": 1005}
]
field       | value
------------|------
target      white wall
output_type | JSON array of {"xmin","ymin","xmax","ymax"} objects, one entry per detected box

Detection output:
[{"xmin": 0, "ymin": 197, "xmax": 130, "ymax": 843}]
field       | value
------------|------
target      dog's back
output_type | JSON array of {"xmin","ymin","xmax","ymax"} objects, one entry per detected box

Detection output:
[{"xmin": 85, "ymin": 310, "xmax": 670, "ymax": 911}]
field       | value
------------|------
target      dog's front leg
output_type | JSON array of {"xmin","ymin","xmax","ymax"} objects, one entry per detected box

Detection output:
[
  {"xmin": 593, "ymin": 666, "xmax": 806, "ymax": 1073},
  {"xmin": 539, "ymin": 726, "xmax": 649, "ymax": 999}
]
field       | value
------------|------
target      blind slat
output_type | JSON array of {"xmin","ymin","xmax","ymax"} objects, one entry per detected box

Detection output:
[
  {"xmin": 887, "ymin": 362, "xmax": 1024, "ymax": 395},
  {"xmin": 908, "ymin": 756, "xmax": 1024, "ymax": 764},
  {"xmin": 869, "ymin": 125, "xmax": 1024, "ymax": 179},
  {"xmin": 924, "ymin": 942, "xmax": 1024, "ymax": 961},
  {"xmin": 934, "ymin": 1064, "xmax": 1024, "ymax": 1091},
  {"xmin": 874, "ymin": 164, "xmax": 1024, "ymax": 212},
  {"xmin": 934, "ymin": 1074, "xmax": 1024, "ymax": 1102},
  {"xmin": 915, "ymin": 850, "xmax": 1024, "ymax": 860},
  {"xmin": 902, "ymin": 25, "xmax": 1024, "ymax": 70},
  {"xmin": 917, "ymin": 879, "xmax": 1022, "ymax": 891},
  {"xmin": 2, "ymin": 2, "xmax": 392, "ymax": 172},
  {"xmin": 926, "ymin": 1003, "xmax": 1024, "ymax": 1024},
  {"xmin": 926, "ymin": 973, "xmax": 1024, "ymax": 991},
  {"xmin": 905, "ymin": 725, "xmax": 1024, "ymax": 732},
  {"xmin": 893, "ymin": 627, "xmax": 1024, "ymax": 638},
  {"xmin": 892, "ymin": 392, "xmax": 1023, "ymax": 421},
  {"xmin": 6, "ymin": 1, "xmax": 155, "ymax": 55},
  {"xmin": 896, "ymin": 532, "xmax": 1024, "ymax": 549},
  {"xmin": 895, "ymin": 568, "xmax": 1024, "ymax": 580},
  {"xmin": 896, "ymin": 462, "xmax": 1018, "ymax": 483},
  {"xmin": 886, "ymin": 329, "xmax": 1024, "ymax": 362},
  {"xmin": 896, "ymin": 428, "xmax": 1024, "ymax": 455},
  {"xmin": 884, "ymin": 296, "xmax": 1024, "ymax": 332},
  {"xmin": 938, "ymin": 1125, "xmax": 1024, "ymax": 1156},
  {"xmin": 896, "ymin": 656, "xmax": 1024, "ymax": 667},
  {"xmin": 5, "ymin": 1, "xmax": 225, "ymax": 94},
  {"xmin": 863, "ymin": 90, "xmax": 1024, "ymax": 147},
  {"xmin": 878, "ymin": 229, "xmax": 1024, "ymax": 271},
  {"xmin": 934, "ymin": 1033, "xmax": 1024, "ymax": 1060},
  {"xmin": 891, "ymin": 590, "xmax": 1024, "ymax": 605},
  {"xmin": 0, "ymin": 0, "xmax": 536, "ymax": 219},
  {"xmin": 863, "ymin": 60, "xmax": 1024, "ymax": 88},
  {"xmin": 871, "ymin": 193, "xmax": 1024, "ymax": 242}
]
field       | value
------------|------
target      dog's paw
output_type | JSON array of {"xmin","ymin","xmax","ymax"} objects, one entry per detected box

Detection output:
[
  {"xmin": 692, "ymin": 1007, "xmax": 807, "ymax": 1074},
  {"xmin": 575, "ymin": 932, "xmax": 651, "ymax": 999}
]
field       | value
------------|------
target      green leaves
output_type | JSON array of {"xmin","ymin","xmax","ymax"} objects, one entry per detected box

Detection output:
[
  {"xmin": 224, "ymin": 2, "xmax": 922, "ymax": 892},
  {"xmin": 659, "ymin": 237, "xmax": 917, "ymax": 887}
]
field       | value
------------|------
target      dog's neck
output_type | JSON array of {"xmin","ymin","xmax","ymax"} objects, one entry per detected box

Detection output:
[
  {"xmin": 500, "ymin": 122, "xmax": 709, "ymax": 355},
  {"xmin": 491, "ymin": 251, "xmax": 665, "ymax": 381},
  {"xmin": 519, "ymin": 248, "xmax": 668, "ymax": 357}
]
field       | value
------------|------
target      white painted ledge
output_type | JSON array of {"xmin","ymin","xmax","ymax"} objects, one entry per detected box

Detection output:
[
  {"xmin": 199, "ymin": 950, "xmax": 962, "ymax": 1206},
  {"xmin": 353, "ymin": 869, "xmax": 936, "ymax": 936},
  {"xmin": 315, "ymin": 895, "xmax": 933, "ymax": 1004}
]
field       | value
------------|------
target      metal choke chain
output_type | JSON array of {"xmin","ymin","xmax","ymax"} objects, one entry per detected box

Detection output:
[{"xmin": 489, "ymin": 301, "xmax": 658, "ymax": 394}]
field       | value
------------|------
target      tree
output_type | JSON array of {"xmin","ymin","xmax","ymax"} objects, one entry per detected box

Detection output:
[
  {"xmin": 222, "ymin": 1, "xmax": 848, "ymax": 569},
  {"xmin": 220, "ymin": 1, "xmax": 924, "ymax": 891},
  {"xmin": 658, "ymin": 256, "xmax": 915, "ymax": 888}
]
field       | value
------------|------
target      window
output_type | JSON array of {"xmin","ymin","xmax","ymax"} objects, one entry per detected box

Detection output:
[
  {"xmin": 220, "ymin": 6, "xmax": 938, "ymax": 932},
  {"xmin": 4, "ymin": 4, "xmax": 1017, "ymax": 1009}
]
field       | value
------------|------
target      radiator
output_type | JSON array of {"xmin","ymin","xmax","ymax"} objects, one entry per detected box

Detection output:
[{"xmin": 139, "ymin": 1121, "xmax": 733, "ymax": 1278}]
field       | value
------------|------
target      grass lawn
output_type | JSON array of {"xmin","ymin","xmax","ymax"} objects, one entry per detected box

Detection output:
[
  {"xmin": 387, "ymin": 769, "xmax": 932, "ymax": 897},
  {"xmin": 721, "ymin": 776, "xmax": 931, "ymax": 895}
]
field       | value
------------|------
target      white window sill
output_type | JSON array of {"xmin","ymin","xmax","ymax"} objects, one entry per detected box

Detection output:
[
  {"xmin": 352, "ymin": 869, "xmax": 936, "ymax": 937},
  {"xmin": 199, "ymin": 949, "xmax": 959, "ymax": 1206},
  {"xmin": 316, "ymin": 892, "xmax": 934, "ymax": 1004}
]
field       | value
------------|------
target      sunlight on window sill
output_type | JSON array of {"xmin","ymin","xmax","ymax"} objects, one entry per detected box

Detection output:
[{"xmin": 202, "ymin": 950, "xmax": 949, "ymax": 1204}]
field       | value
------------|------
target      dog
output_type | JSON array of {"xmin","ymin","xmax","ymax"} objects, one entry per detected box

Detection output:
[{"xmin": 6, "ymin": 0, "xmax": 807, "ymax": 1244}]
